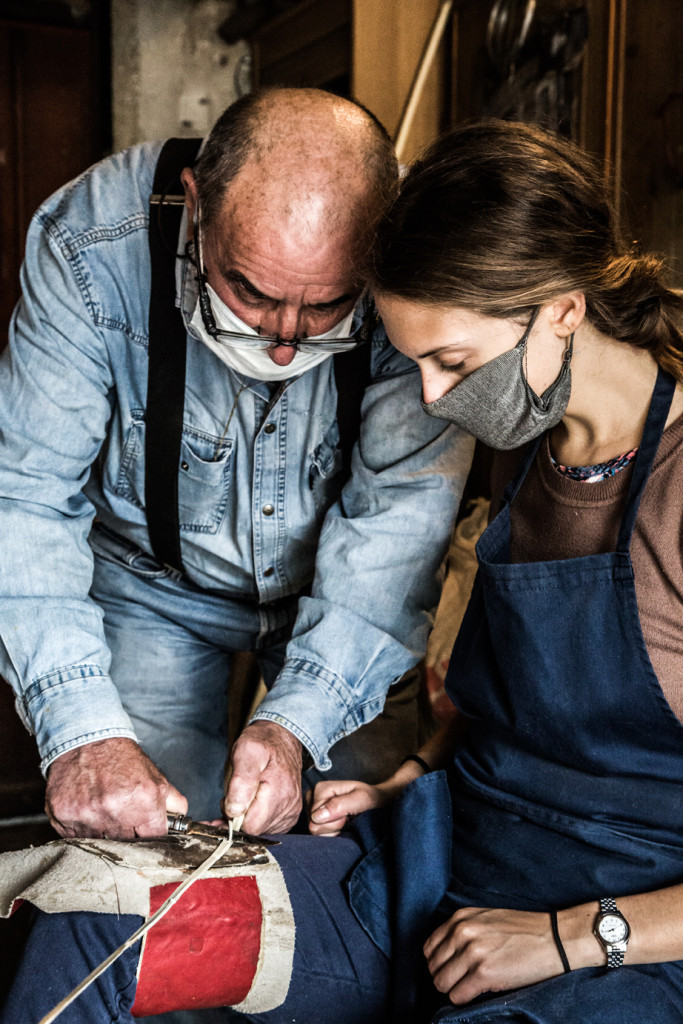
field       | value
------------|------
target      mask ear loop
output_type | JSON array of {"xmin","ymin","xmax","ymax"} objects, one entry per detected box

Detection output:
[
  {"xmin": 520, "ymin": 305, "xmax": 542, "ymax": 382},
  {"xmin": 193, "ymin": 203, "xmax": 221, "ymax": 339},
  {"xmin": 522, "ymin": 309, "xmax": 574, "ymax": 409}
]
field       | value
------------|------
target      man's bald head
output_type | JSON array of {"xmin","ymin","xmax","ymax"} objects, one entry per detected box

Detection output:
[{"xmin": 193, "ymin": 88, "xmax": 398, "ymax": 263}]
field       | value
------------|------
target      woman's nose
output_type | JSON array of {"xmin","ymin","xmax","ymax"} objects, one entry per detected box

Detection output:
[{"xmin": 420, "ymin": 369, "xmax": 456, "ymax": 405}]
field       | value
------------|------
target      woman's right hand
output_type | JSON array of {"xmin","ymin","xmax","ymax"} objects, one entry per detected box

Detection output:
[
  {"xmin": 307, "ymin": 719, "xmax": 462, "ymax": 837},
  {"xmin": 307, "ymin": 779, "xmax": 393, "ymax": 836}
]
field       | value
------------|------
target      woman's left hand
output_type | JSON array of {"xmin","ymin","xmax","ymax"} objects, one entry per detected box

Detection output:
[{"xmin": 424, "ymin": 906, "xmax": 566, "ymax": 1006}]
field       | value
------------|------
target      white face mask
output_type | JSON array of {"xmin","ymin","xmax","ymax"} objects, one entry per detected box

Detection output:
[{"xmin": 189, "ymin": 283, "xmax": 356, "ymax": 381}]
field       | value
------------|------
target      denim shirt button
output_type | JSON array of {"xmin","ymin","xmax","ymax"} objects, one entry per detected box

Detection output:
[
  {"xmin": 263, "ymin": 566, "xmax": 274, "ymax": 577},
  {"xmin": 264, "ymin": 423, "xmax": 276, "ymax": 434},
  {"xmin": 181, "ymin": 461, "xmax": 189, "ymax": 471},
  {"xmin": 262, "ymin": 504, "xmax": 275, "ymax": 516}
]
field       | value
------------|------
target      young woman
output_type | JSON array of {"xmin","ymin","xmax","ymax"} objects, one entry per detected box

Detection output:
[
  {"xmin": 4, "ymin": 119, "xmax": 683, "ymax": 1024},
  {"xmin": 309, "ymin": 117, "xmax": 683, "ymax": 1020}
]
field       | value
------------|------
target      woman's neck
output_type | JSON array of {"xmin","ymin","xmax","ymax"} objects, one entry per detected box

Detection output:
[{"xmin": 549, "ymin": 326, "xmax": 681, "ymax": 467}]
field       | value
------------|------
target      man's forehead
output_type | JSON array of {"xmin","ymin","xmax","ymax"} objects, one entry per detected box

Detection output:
[
  {"xmin": 208, "ymin": 196, "xmax": 361, "ymax": 297},
  {"xmin": 220, "ymin": 151, "xmax": 369, "ymax": 241}
]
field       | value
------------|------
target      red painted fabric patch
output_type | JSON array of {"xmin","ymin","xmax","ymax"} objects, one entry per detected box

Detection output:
[{"xmin": 132, "ymin": 875, "xmax": 262, "ymax": 1017}]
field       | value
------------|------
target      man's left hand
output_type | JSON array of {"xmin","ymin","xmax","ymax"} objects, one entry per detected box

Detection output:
[{"xmin": 224, "ymin": 720, "xmax": 303, "ymax": 834}]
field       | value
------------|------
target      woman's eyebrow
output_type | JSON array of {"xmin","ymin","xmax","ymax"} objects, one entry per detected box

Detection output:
[{"xmin": 417, "ymin": 343, "xmax": 460, "ymax": 359}]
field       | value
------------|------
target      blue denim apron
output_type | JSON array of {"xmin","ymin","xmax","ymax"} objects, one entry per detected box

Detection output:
[
  {"xmin": 434, "ymin": 366, "xmax": 683, "ymax": 1021},
  {"xmin": 350, "ymin": 367, "xmax": 683, "ymax": 1023}
]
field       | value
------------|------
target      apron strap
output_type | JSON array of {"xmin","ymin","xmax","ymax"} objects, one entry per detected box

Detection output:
[
  {"xmin": 499, "ymin": 365, "xmax": 676, "ymax": 550},
  {"xmin": 616, "ymin": 365, "xmax": 676, "ymax": 552},
  {"xmin": 499, "ymin": 435, "xmax": 544, "ymax": 510}
]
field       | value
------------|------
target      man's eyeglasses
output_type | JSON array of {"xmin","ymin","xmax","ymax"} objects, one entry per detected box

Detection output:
[{"xmin": 192, "ymin": 221, "xmax": 373, "ymax": 354}]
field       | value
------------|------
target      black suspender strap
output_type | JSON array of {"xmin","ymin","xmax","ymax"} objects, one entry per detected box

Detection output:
[
  {"xmin": 145, "ymin": 137, "xmax": 201, "ymax": 572},
  {"xmin": 333, "ymin": 338, "xmax": 373, "ymax": 482}
]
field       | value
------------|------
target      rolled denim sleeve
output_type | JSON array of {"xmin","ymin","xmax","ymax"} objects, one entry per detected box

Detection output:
[
  {"xmin": 0, "ymin": 209, "xmax": 136, "ymax": 772},
  {"xmin": 252, "ymin": 345, "xmax": 475, "ymax": 769}
]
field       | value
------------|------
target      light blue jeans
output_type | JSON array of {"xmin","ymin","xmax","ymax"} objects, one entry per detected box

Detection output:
[{"xmin": 89, "ymin": 522, "xmax": 297, "ymax": 821}]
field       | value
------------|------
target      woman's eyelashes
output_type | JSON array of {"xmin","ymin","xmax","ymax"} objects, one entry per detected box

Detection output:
[{"xmin": 438, "ymin": 360, "xmax": 467, "ymax": 374}]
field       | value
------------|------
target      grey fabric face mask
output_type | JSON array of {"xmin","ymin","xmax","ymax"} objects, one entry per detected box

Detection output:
[{"xmin": 421, "ymin": 308, "xmax": 574, "ymax": 450}]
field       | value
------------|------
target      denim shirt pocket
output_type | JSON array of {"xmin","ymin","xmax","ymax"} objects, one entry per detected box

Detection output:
[{"xmin": 113, "ymin": 410, "xmax": 234, "ymax": 533}]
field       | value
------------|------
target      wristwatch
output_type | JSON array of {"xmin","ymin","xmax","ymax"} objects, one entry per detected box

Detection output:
[{"xmin": 593, "ymin": 897, "xmax": 630, "ymax": 968}]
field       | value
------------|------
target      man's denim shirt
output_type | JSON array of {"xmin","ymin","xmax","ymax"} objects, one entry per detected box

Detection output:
[{"xmin": 0, "ymin": 141, "xmax": 474, "ymax": 773}]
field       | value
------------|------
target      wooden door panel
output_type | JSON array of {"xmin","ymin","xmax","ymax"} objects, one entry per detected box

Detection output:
[
  {"xmin": 0, "ymin": 19, "xmax": 106, "ymax": 348},
  {"xmin": 0, "ymin": 11, "xmax": 109, "ymax": 844}
]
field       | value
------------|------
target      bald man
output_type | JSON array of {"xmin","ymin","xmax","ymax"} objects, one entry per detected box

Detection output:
[{"xmin": 0, "ymin": 88, "xmax": 474, "ymax": 841}]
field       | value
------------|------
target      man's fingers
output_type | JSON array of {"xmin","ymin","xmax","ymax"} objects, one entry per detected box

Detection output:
[
  {"xmin": 224, "ymin": 721, "xmax": 304, "ymax": 833},
  {"xmin": 165, "ymin": 785, "xmax": 189, "ymax": 816},
  {"xmin": 224, "ymin": 728, "xmax": 271, "ymax": 818},
  {"xmin": 238, "ymin": 788, "xmax": 270, "ymax": 835},
  {"xmin": 239, "ymin": 782, "xmax": 300, "ymax": 835},
  {"xmin": 45, "ymin": 737, "xmax": 180, "ymax": 839},
  {"xmin": 223, "ymin": 772, "xmax": 259, "ymax": 821}
]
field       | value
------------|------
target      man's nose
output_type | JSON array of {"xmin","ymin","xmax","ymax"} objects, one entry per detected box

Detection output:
[
  {"xmin": 263, "ymin": 306, "xmax": 303, "ymax": 342},
  {"xmin": 267, "ymin": 343, "xmax": 298, "ymax": 366},
  {"xmin": 262, "ymin": 306, "xmax": 306, "ymax": 366}
]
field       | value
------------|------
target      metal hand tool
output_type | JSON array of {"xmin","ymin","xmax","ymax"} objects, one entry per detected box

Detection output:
[{"xmin": 166, "ymin": 811, "xmax": 280, "ymax": 846}]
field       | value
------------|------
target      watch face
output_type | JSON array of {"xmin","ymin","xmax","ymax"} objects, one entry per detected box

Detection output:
[{"xmin": 598, "ymin": 913, "xmax": 628, "ymax": 943}]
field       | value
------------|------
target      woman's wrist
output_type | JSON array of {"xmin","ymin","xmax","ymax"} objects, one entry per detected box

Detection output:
[
  {"xmin": 557, "ymin": 903, "xmax": 604, "ymax": 971},
  {"xmin": 400, "ymin": 753, "xmax": 430, "ymax": 774},
  {"xmin": 377, "ymin": 754, "xmax": 429, "ymax": 799}
]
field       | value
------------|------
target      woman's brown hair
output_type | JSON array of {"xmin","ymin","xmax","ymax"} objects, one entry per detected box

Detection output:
[{"xmin": 372, "ymin": 119, "xmax": 683, "ymax": 380}]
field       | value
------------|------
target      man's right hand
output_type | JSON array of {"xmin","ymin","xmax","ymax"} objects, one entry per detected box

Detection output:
[{"xmin": 45, "ymin": 736, "xmax": 187, "ymax": 839}]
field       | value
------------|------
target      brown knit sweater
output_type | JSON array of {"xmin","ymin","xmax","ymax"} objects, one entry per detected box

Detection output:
[{"xmin": 490, "ymin": 410, "xmax": 683, "ymax": 722}]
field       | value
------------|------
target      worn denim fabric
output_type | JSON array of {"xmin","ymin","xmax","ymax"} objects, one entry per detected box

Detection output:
[
  {"xmin": 0, "ymin": 835, "xmax": 391, "ymax": 1024},
  {"xmin": 5, "ymin": 832, "xmax": 683, "ymax": 1024},
  {"xmin": 0, "ymin": 140, "xmax": 474, "ymax": 774},
  {"xmin": 430, "ymin": 964, "xmax": 683, "ymax": 1023}
]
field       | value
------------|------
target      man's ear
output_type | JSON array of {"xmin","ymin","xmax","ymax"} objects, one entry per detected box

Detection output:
[
  {"xmin": 550, "ymin": 291, "xmax": 586, "ymax": 337},
  {"xmin": 181, "ymin": 167, "xmax": 199, "ymax": 241}
]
